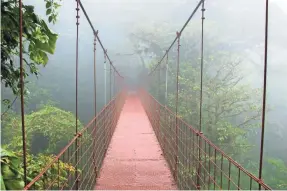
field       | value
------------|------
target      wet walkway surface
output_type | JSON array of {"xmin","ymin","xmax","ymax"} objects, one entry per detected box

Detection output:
[{"xmin": 95, "ymin": 94, "xmax": 177, "ymax": 190}]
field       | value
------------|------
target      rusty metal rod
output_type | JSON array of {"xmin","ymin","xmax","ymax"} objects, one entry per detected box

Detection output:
[
  {"xmin": 75, "ymin": 0, "xmax": 80, "ymax": 189},
  {"xmin": 259, "ymin": 0, "xmax": 269, "ymax": 189},
  {"xmin": 104, "ymin": 49, "xmax": 107, "ymax": 105},
  {"xmin": 197, "ymin": 0, "xmax": 205, "ymax": 188},
  {"xmin": 78, "ymin": 0, "xmax": 122, "ymax": 78},
  {"xmin": 165, "ymin": 50, "xmax": 169, "ymax": 107},
  {"xmin": 113, "ymin": 70, "xmax": 116, "ymax": 97},
  {"xmin": 19, "ymin": 0, "xmax": 27, "ymax": 185},
  {"xmin": 158, "ymin": 66, "xmax": 161, "ymax": 101},
  {"xmin": 175, "ymin": 31, "xmax": 181, "ymax": 182},
  {"xmin": 110, "ymin": 63, "xmax": 112, "ymax": 101},
  {"xmin": 148, "ymin": 0, "xmax": 204, "ymax": 75},
  {"xmin": 93, "ymin": 31, "xmax": 98, "ymax": 178}
]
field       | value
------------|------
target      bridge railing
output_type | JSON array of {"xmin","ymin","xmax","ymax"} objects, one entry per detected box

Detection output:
[
  {"xmin": 139, "ymin": 89, "xmax": 271, "ymax": 190},
  {"xmin": 23, "ymin": 91, "xmax": 126, "ymax": 190},
  {"xmin": 13, "ymin": 0, "xmax": 127, "ymax": 189},
  {"xmin": 142, "ymin": 0, "xmax": 273, "ymax": 189}
]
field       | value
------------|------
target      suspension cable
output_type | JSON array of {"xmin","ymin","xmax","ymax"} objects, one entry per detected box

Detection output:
[
  {"xmin": 110, "ymin": 62, "xmax": 112, "ymax": 101},
  {"xmin": 75, "ymin": 0, "xmax": 80, "ymax": 138},
  {"xmin": 165, "ymin": 50, "xmax": 168, "ymax": 107},
  {"xmin": 158, "ymin": 65, "xmax": 160, "ymax": 100},
  {"xmin": 175, "ymin": 31, "xmax": 181, "ymax": 182},
  {"xmin": 92, "ymin": 31, "xmax": 98, "ymax": 176},
  {"xmin": 19, "ymin": 0, "xmax": 27, "ymax": 185},
  {"xmin": 197, "ymin": 0, "xmax": 205, "ymax": 189},
  {"xmin": 94, "ymin": 31, "xmax": 98, "ymax": 126},
  {"xmin": 104, "ymin": 49, "xmax": 107, "ymax": 104},
  {"xmin": 113, "ymin": 69, "xmax": 116, "ymax": 97},
  {"xmin": 199, "ymin": 0, "xmax": 205, "ymax": 137},
  {"xmin": 75, "ymin": 0, "xmax": 80, "ymax": 189},
  {"xmin": 148, "ymin": 0, "xmax": 204, "ymax": 76},
  {"xmin": 259, "ymin": 0, "xmax": 269, "ymax": 189},
  {"xmin": 78, "ymin": 0, "xmax": 122, "ymax": 78}
]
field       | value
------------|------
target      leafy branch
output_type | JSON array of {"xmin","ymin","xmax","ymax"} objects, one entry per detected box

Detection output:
[{"xmin": 1, "ymin": 0, "xmax": 60, "ymax": 96}]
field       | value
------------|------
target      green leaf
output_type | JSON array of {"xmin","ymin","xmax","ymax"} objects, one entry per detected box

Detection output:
[
  {"xmin": 0, "ymin": 148, "xmax": 17, "ymax": 158},
  {"xmin": 1, "ymin": 165, "xmax": 17, "ymax": 180},
  {"xmin": 48, "ymin": 16, "xmax": 53, "ymax": 23},
  {"xmin": 0, "ymin": 171, "xmax": 6, "ymax": 190},
  {"xmin": 46, "ymin": 8, "xmax": 52, "ymax": 15},
  {"xmin": 46, "ymin": 1, "xmax": 52, "ymax": 8},
  {"xmin": 38, "ymin": 51, "xmax": 49, "ymax": 65},
  {"xmin": 24, "ymin": 5, "xmax": 34, "ymax": 13},
  {"xmin": 33, "ymin": 20, "xmax": 58, "ymax": 54},
  {"xmin": 3, "ymin": 179, "xmax": 24, "ymax": 190}
]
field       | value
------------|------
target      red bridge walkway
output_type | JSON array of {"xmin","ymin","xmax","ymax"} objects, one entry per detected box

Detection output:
[{"xmin": 95, "ymin": 94, "xmax": 177, "ymax": 190}]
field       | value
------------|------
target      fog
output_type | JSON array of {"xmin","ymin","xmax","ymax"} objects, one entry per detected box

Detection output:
[{"xmin": 1, "ymin": 0, "xmax": 287, "ymax": 189}]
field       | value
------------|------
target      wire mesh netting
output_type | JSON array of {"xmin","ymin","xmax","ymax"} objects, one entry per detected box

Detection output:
[
  {"xmin": 24, "ymin": 91, "xmax": 126, "ymax": 190},
  {"xmin": 140, "ymin": 90, "xmax": 271, "ymax": 190}
]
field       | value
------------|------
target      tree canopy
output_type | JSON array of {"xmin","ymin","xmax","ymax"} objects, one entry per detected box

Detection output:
[
  {"xmin": 1, "ymin": 0, "xmax": 60, "ymax": 96},
  {"xmin": 2, "ymin": 105, "xmax": 83, "ymax": 154}
]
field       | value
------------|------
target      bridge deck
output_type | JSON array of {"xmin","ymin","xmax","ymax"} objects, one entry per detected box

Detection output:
[{"xmin": 95, "ymin": 94, "xmax": 177, "ymax": 190}]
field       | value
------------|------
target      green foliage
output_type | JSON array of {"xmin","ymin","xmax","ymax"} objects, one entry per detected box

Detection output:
[
  {"xmin": 234, "ymin": 158, "xmax": 287, "ymax": 189},
  {"xmin": 143, "ymin": 29, "xmax": 263, "ymax": 157},
  {"xmin": 0, "ymin": 148, "xmax": 24, "ymax": 190},
  {"xmin": 1, "ymin": 0, "xmax": 60, "ymax": 96},
  {"xmin": 156, "ymin": 55, "xmax": 261, "ymax": 157},
  {"xmin": 1, "ymin": 98, "xmax": 83, "ymax": 190},
  {"xmin": 263, "ymin": 158, "xmax": 287, "ymax": 189},
  {"xmin": 2, "ymin": 105, "xmax": 83, "ymax": 154},
  {"xmin": 0, "ymin": 148, "xmax": 75, "ymax": 190},
  {"xmin": 25, "ymin": 153, "xmax": 76, "ymax": 190},
  {"xmin": 1, "ymin": 105, "xmax": 89, "ymax": 190},
  {"xmin": 133, "ymin": 23, "xmax": 287, "ymax": 189}
]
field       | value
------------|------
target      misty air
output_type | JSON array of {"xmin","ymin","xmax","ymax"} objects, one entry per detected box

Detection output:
[{"xmin": 1, "ymin": 0, "xmax": 287, "ymax": 190}]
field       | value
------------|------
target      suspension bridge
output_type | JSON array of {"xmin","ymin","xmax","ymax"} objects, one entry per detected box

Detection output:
[{"xmin": 14, "ymin": 0, "xmax": 273, "ymax": 190}]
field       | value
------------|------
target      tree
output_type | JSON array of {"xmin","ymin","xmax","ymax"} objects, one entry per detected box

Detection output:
[
  {"xmin": 133, "ymin": 23, "xmax": 262, "ymax": 157},
  {"xmin": 167, "ymin": 57, "xmax": 262, "ymax": 157},
  {"xmin": 130, "ymin": 22, "xmax": 283, "ymax": 189},
  {"xmin": 133, "ymin": 19, "xmax": 287, "ymax": 189},
  {"xmin": 1, "ymin": 0, "xmax": 60, "ymax": 96},
  {"xmin": 1, "ymin": 105, "xmax": 83, "ymax": 190},
  {"xmin": 1, "ymin": 103, "xmax": 93, "ymax": 190},
  {"xmin": 2, "ymin": 105, "xmax": 83, "ymax": 155}
]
